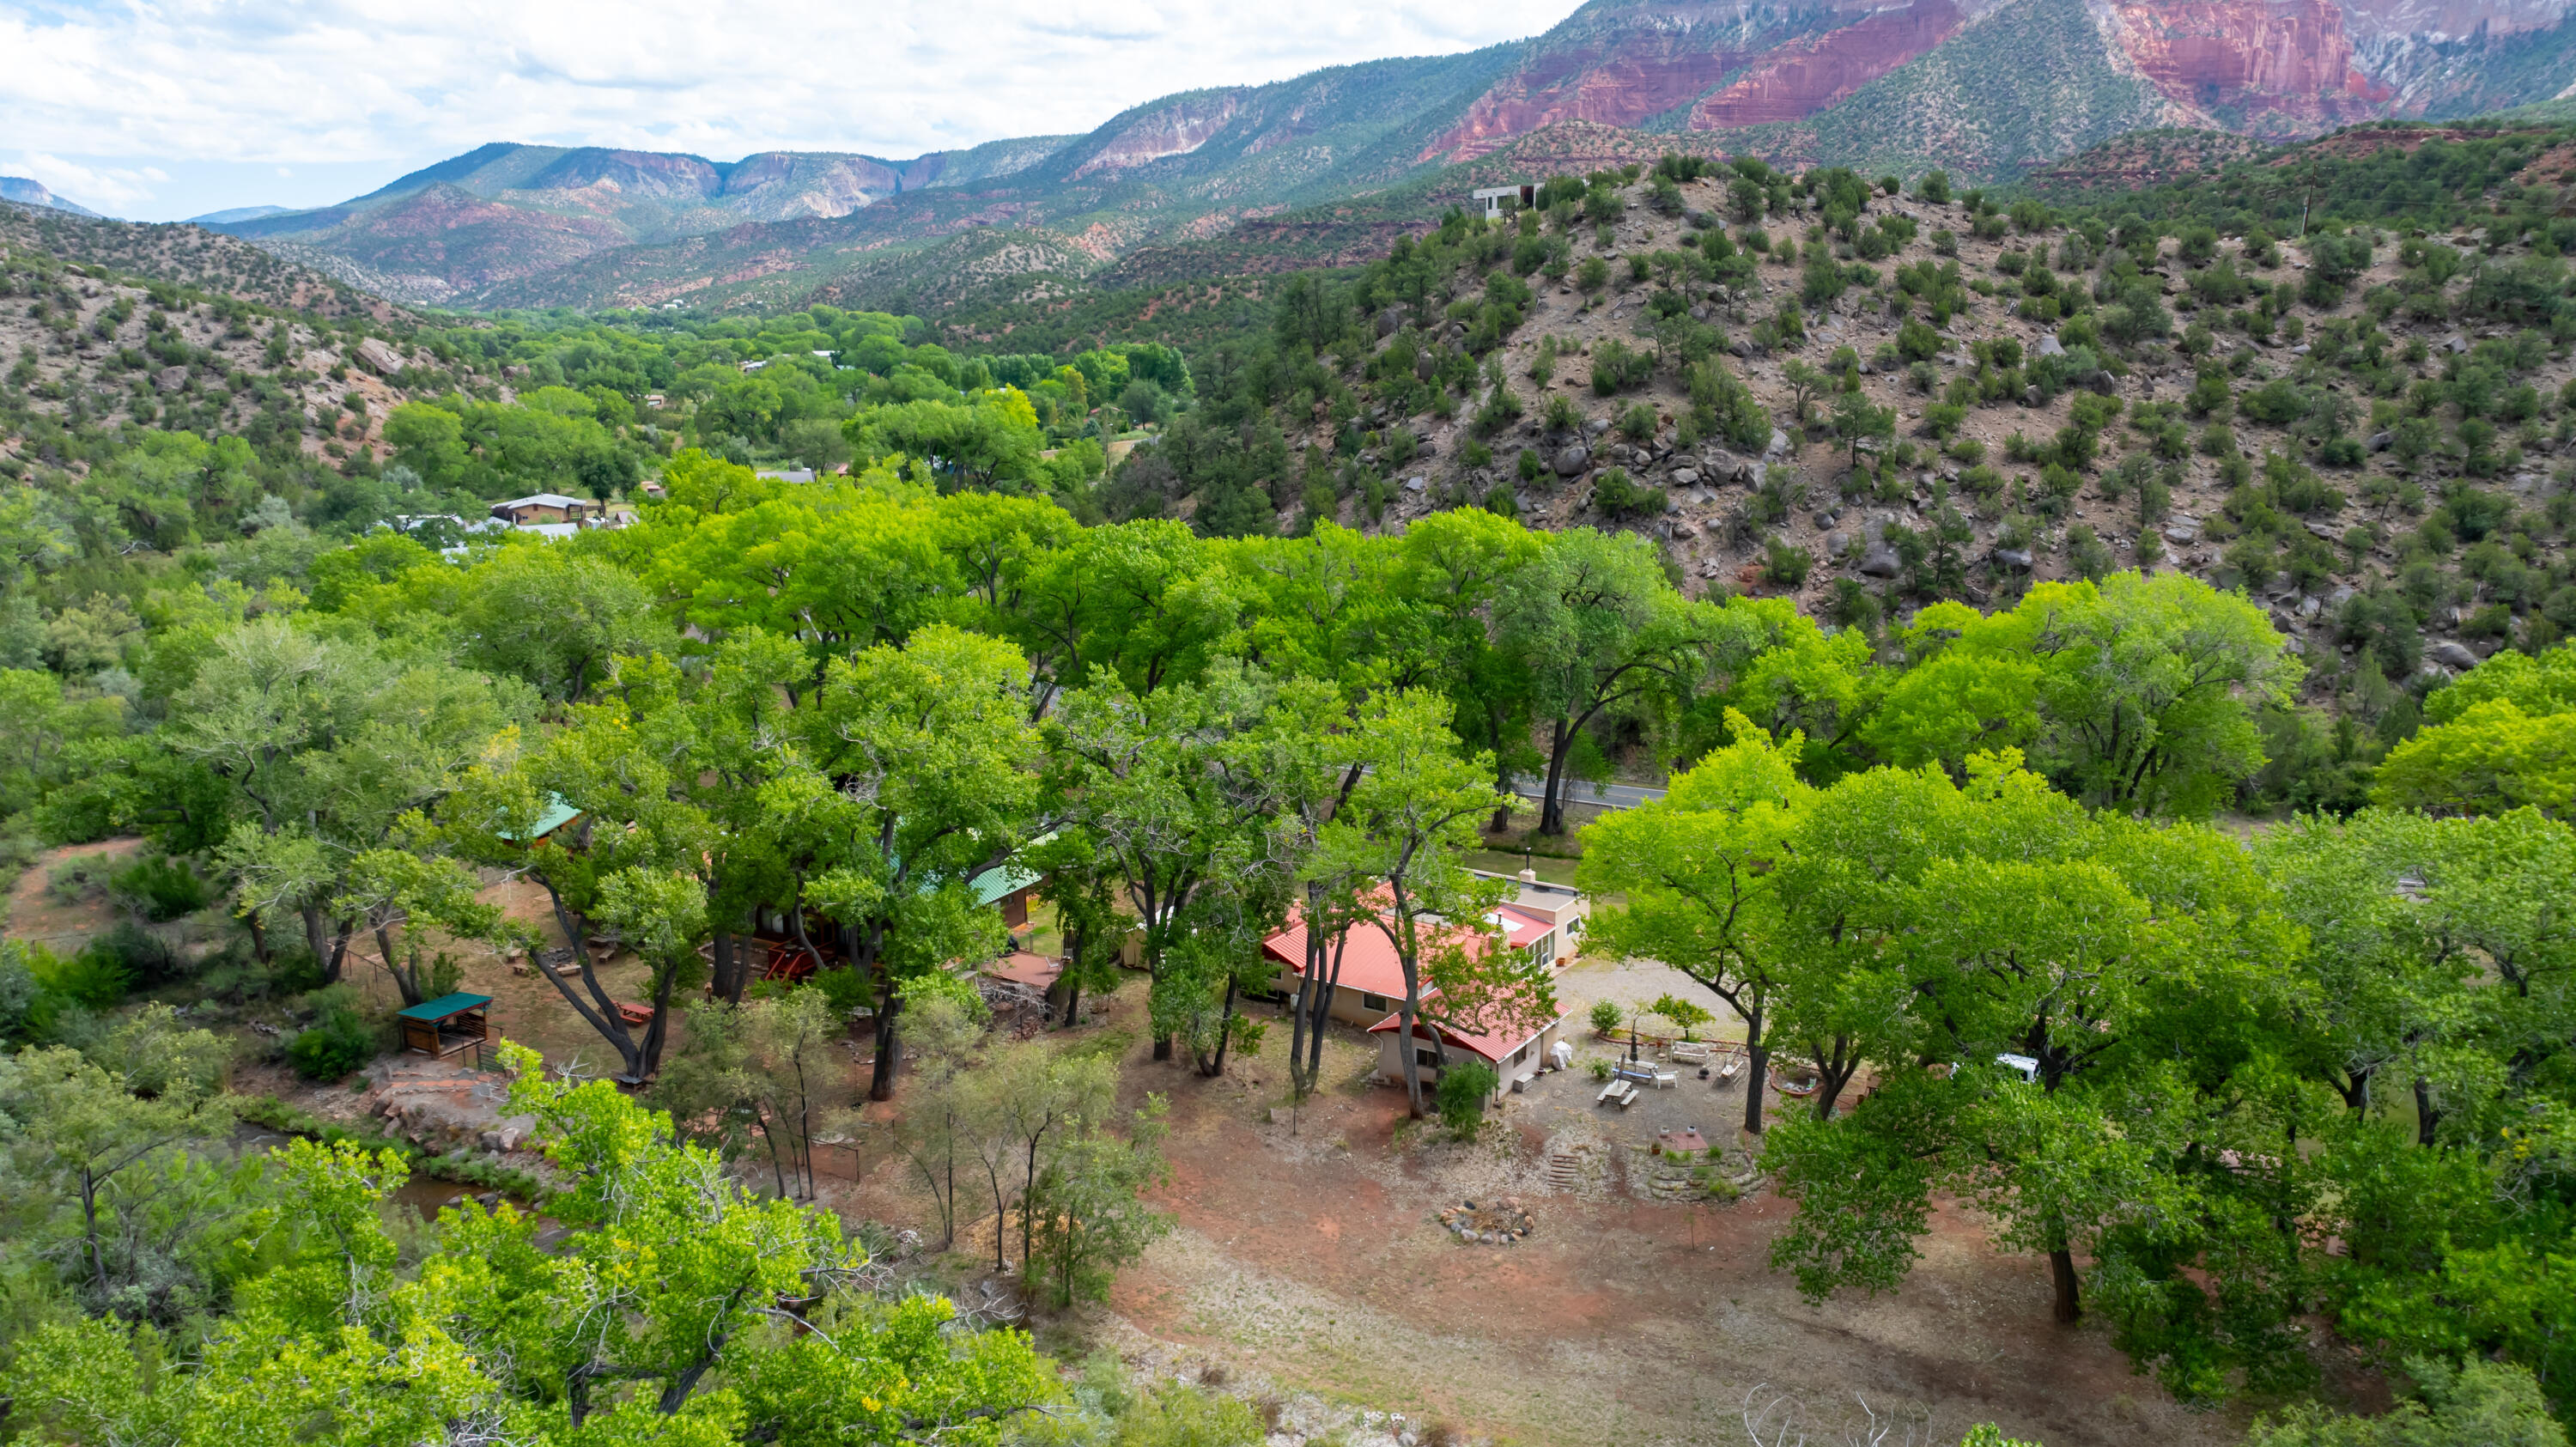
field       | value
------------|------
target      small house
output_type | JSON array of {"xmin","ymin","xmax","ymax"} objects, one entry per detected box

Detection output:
[
  {"xmin": 969, "ymin": 859, "xmax": 1042, "ymax": 930},
  {"xmin": 1262, "ymin": 877, "xmax": 1586, "ymax": 1024},
  {"xmin": 489, "ymin": 493, "xmax": 589, "ymax": 526},
  {"xmin": 1369, "ymin": 1000, "xmax": 1569, "ymax": 1100},
  {"xmin": 1472, "ymin": 184, "xmax": 1535, "ymax": 219},
  {"xmin": 643, "ymin": 392, "xmax": 667, "ymax": 410},
  {"xmin": 1473, "ymin": 868, "xmax": 1589, "ymax": 970}
]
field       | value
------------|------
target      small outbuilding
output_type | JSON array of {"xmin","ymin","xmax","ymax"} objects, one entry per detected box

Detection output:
[{"xmin": 397, "ymin": 992, "xmax": 493, "ymax": 1067}]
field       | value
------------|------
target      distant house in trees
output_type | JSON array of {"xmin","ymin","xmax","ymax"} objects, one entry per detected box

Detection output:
[
  {"xmin": 1472, "ymin": 184, "xmax": 1535, "ymax": 219},
  {"xmin": 489, "ymin": 493, "xmax": 590, "ymax": 526}
]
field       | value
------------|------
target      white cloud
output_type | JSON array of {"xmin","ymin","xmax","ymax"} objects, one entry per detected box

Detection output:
[
  {"xmin": 3, "ymin": 151, "xmax": 168, "ymax": 208},
  {"xmin": 0, "ymin": 0, "xmax": 1575, "ymax": 199}
]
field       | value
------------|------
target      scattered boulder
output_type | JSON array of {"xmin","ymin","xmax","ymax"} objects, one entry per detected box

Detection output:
[
  {"xmin": 2367, "ymin": 430, "xmax": 2393, "ymax": 453},
  {"xmin": 1671, "ymin": 467, "xmax": 1699, "ymax": 488},
  {"xmin": 2164, "ymin": 523, "xmax": 2202, "ymax": 546},
  {"xmin": 1553, "ymin": 446, "xmax": 1590, "ymax": 477},
  {"xmin": 1376, "ymin": 307, "xmax": 1402, "ymax": 338},
  {"xmin": 1990, "ymin": 547, "xmax": 2034, "ymax": 571},
  {"xmin": 1858, "ymin": 550, "xmax": 1901, "ymax": 579},
  {"xmin": 2430, "ymin": 640, "xmax": 2482, "ymax": 671},
  {"xmin": 1764, "ymin": 429, "xmax": 1790, "ymax": 459},
  {"xmin": 353, "ymin": 337, "xmax": 406, "ymax": 376},
  {"xmin": 154, "ymin": 365, "xmax": 189, "ymax": 392},
  {"xmin": 2441, "ymin": 333, "xmax": 2470, "ymax": 355},
  {"xmin": 2035, "ymin": 333, "xmax": 2067, "ymax": 358}
]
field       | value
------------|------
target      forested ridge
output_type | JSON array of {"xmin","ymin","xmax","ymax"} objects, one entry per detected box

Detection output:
[{"xmin": 0, "ymin": 122, "xmax": 2573, "ymax": 1446}]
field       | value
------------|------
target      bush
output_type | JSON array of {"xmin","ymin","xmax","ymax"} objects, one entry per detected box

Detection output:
[
  {"xmin": 107, "ymin": 854, "xmax": 214, "ymax": 921},
  {"xmin": 288, "ymin": 993, "xmax": 381, "ymax": 1081},
  {"xmin": 37, "ymin": 942, "xmax": 129, "ymax": 1010},
  {"xmin": 46, "ymin": 855, "xmax": 110, "ymax": 904},
  {"xmin": 1434, "ymin": 1060, "xmax": 1498, "ymax": 1135},
  {"xmin": 1589, "ymin": 999, "xmax": 1623, "ymax": 1034},
  {"xmin": 84, "ymin": 920, "xmax": 185, "ymax": 988},
  {"xmin": 1590, "ymin": 467, "xmax": 1662, "ymax": 520},
  {"xmin": 1763, "ymin": 538, "xmax": 1814, "ymax": 587}
]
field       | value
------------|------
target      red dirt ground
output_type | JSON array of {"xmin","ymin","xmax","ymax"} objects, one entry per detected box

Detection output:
[{"xmin": 823, "ymin": 988, "xmax": 2281, "ymax": 1447}]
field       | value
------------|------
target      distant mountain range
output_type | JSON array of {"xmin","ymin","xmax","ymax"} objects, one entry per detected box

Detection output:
[
  {"xmin": 186, "ymin": 205, "xmax": 295, "ymax": 225},
  {"xmin": 1, "ymin": 177, "xmax": 101, "ymax": 218},
  {"xmin": 202, "ymin": 0, "xmax": 2576, "ymax": 312}
]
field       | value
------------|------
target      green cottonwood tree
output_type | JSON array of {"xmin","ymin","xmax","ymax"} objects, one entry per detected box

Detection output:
[{"xmin": 1581, "ymin": 710, "xmax": 1812, "ymax": 1136}]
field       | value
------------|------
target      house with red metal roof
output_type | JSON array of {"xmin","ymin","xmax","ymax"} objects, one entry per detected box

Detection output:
[
  {"xmin": 1369, "ymin": 999, "xmax": 1570, "ymax": 1100},
  {"xmin": 1261, "ymin": 891, "xmax": 1577, "ymax": 1028}
]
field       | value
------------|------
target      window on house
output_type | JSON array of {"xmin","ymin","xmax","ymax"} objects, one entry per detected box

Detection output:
[
  {"xmin": 1362, "ymin": 993, "xmax": 1387, "ymax": 1012},
  {"xmin": 1416, "ymin": 1049, "xmax": 1441, "ymax": 1070},
  {"xmin": 1510, "ymin": 1045, "xmax": 1527, "ymax": 1065}
]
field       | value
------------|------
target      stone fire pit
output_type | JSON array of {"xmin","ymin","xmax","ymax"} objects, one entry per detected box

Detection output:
[{"xmin": 1439, "ymin": 1195, "xmax": 1534, "ymax": 1245}]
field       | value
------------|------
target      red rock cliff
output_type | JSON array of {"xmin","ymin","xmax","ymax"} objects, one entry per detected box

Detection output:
[
  {"xmin": 2109, "ymin": 0, "xmax": 2391, "ymax": 133},
  {"xmin": 1690, "ymin": 0, "xmax": 1967, "ymax": 127}
]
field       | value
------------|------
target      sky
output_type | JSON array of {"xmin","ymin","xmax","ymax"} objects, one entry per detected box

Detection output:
[{"xmin": 1, "ymin": 0, "xmax": 1577, "ymax": 222}]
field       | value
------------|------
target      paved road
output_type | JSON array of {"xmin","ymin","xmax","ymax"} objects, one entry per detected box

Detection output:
[{"xmin": 1509, "ymin": 775, "xmax": 1668, "ymax": 809}]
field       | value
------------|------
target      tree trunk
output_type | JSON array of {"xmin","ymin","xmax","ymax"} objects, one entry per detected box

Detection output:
[
  {"xmin": 1202, "ymin": 976, "xmax": 1239, "ymax": 1078},
  {"xmin": 1742, "ymin": 1037, "xmax": 1768, "ymax": 1135},
  {"xmin": 1305, "ymin": 925, "xmax": 1349, "ymax": 1089},
  {"xmin": 1806, "ymin": 1036, "xmax": 1862, "ymax": 1121},
  {"xmin": 713, "ymin": 930, "xmax": 743, "ymax": 1005},
  {"xmin": 2415, "ymin": 1075, "xmax": 2439, "ymax": 1146},
  {"xmin": 868, "ymin": 977, "xmax": 903, "ymax": 1102},
  {"xmin": 1059, "ymin": 978, "xmax": 1082, "ymax": 1029},
  {"xmin": 638, "ymin": 957, "xmax": 682, "ymax": 1079},
  {"xmin": 2335, "ymin": 1067, "xmax": 2370, "ymax": 1115},
  {"xmin": 1288, "ymin": 902, "xmax": 1325, "ymax": 1097},
  {"xmin": 1397, "ymin": 1003, "xmax": 1426, "ymax": 1117},
  {"xmin": 81, "ymin": 1170, "xmax": 106, "ymax": 1297},
  {"xmin": 246, "ymin": 909, "xmax": 269, "ymax": 964},
  {"xmin": 2050, "ymin": 1245, "xmax": 2081, "ymax": 1324},
  {"xmin": 1539, "ymin": 717, "xmax": 1573, "ymax": 836},
  {"xmin": 301, "ymin": 904, "xmax": 333, "ymax": 980}
]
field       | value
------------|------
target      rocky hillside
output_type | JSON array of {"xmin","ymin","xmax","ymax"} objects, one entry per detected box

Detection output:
[
  {"xmin": 0, "ymin": 208, "xmax": 498, "ymax": 475},
  {"xmin": 203, "ymin": 0, "xmax": 2576, "ymax": 313},
  {"xmin": 1291, "ymin": 155, "xmax": 2572, "ymax": 712},
  {"xmin": 1, "ymin": 202, "xmax": 393, "ymax": 320}
]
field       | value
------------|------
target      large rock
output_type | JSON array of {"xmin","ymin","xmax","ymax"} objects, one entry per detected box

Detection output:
[
  {"xmin": 154, "ymin": 365, "xmax": 189, "ymax": 392},
  {"xmin": 1671, "ymin": 468, "xmax": 1699, "ymax": 488},
  {"xmin": 1376, "ymin": 307, "xmax": 1403, "ymax": 338},
  {"xmin": 353, "ymin": 337, "xmax": 406, "ymax": 376},
  {"xmin": 1764, "ymin": 429, "xmax": 1790, "ymax": 459},
  {"xmin": 2035, "ymin": 334, "xmax": 2067, "ymax": 358},
  {"xmin": 1990, "ymin": 547, "xmax": 2033, "ymax": 571},
  {"xmin": 2164, "ymin": 523, "xmax": 2201, "ymax": 545},
  {"xmin": 2430, "ymin": 640, "xmax": 2482, "ymax": 671},
  {"xmin": 1858, "ymin": 549, "xmax": 1901, "ymax": 579},
  {"xmin": 1553, "ymin": 445, "xmax": 1591, "ymax": 477}
]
